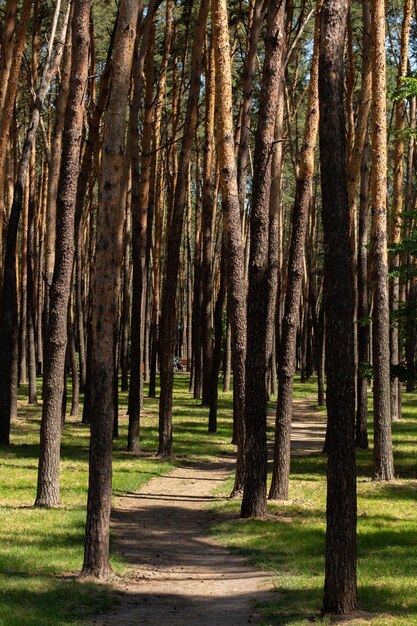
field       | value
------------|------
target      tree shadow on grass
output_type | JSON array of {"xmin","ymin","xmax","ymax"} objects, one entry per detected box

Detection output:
[{"xmin": 0, "ymin": 578, "xmax": 115, "ymax": 626}]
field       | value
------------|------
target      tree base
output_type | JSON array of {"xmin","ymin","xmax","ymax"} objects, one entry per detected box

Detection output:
[{"xmin": 79, "ymin": 566, "xmax": 115, "ymax": 582}]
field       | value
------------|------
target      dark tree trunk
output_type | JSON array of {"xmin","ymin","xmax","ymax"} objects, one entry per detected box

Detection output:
[
  {"xmin": 35, "ymin": 0, "xmax": 90, "ymax": 507},
  {"xmin": 27, "ymin": 166, "xmax": 38, "ymax": 405},
  {"xmin": 0, "ymin": 2, "xmax": 69, "ymax": 446},
  {"xmin": 208, "ymin": 241, "xmax": 227, "ymax": 433},
  {"xmin": 127, "ymin": 8, "xmax": 157, "ymax": 453},
  {"xmin": 356, "ymin": 139, "xmax": 370, "ymax": 449},
  {"xmin": 158, "ymin": 0, "xmax": 209, "ymax": 457},
  {"xmin": 319, "ymin": 0, "xmax": 357, "ymax": 615},
  {"xmin": 201, "ymin": 38, "xmax": 216, "ymax": 408},
  {"xmin": 68, "ymin": 305, "xmax": 79, "ymax": 417},
  {"xmin": 241, "ymin": 0, "xmax": 286, "ymax": 519},
  {"xmin": 223, "ymin": 310, "xmax": 231, "ymax": 392},
  {"xmin": 269, "ymin": 3, "xmax": 320, "ymax": 501},
  {"xmin": 370, "ymin": 0, "xmax": 395, "ymax": 481},
  {"xmin": 82, "ymin": 314, "xmax": 92, "ymax": 425}
]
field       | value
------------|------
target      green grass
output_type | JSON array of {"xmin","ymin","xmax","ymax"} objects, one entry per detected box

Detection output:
[
  {"xmin": 2, "ymin": 374, "xmax": 417, "ymax": 625},
  {"xmin": 212, "ymin": 381, "xmax": 417, "ymax": 625},
  {"xmin": 0, "ymin": 374, "xmax": 234, "ymax": 626}
]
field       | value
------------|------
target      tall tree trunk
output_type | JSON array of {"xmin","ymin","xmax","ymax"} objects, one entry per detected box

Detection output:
[
  {"xmin": 158, "ymin": 0, "xmax": 209, "ymax": 457},
  {"xmin": 212, "ymin": 0, "xmax": 248, "ymax": 497},
  {"xmin": 0, "ymin": 1, "xmax": 68, "ymax": 446},
  {"xmin": 82, "ymin": 0, "xmax": 140, "ymax": 579},
  {"xmin": 44, "ymin": 16, "xmax": 73, "ymax": 334},
  {"xmin": 35, "ymin": 0, "xmax": 89, "ymax": 507},
  {"xmin": 148, "ymin": 0, "xmax": 172, "ymax": 399},
  {"xmin": 0, "ymin": 0, "xmax": 32, "ymax": 267},
  {"xmin": 371, "ymin": 0, "xmax": 395, "ymax": 481},
  {"xmin": 269, "ymin": 1, "xmax": 320, "ymax": 501},
  {"xmin": 389, "ymin": 0, "xmax": 412, "ymax": 422},
  {"xmin": 241, "ymin": 0, "xmax": 286, "ymax": 519},
  {"xmin": 356, "ymin": 139, "xmax": 370, "ymax": 449},
  {"xmin": 27, "ymin": 147, "xmax": 38, "ymax": 405},
  {"xmin": 319, "ymin": 0, "xmax": 357, "ymax": 615},
  {"xmin": 237, "ymin": 0, "xmax": 266, "ymax": 215},
  {"xmin": 209, "ymin": 239, "xmax": 227, "ymax": 433},
  {"xmin": 354, "ymin": 0, "xmax": 372, "ymax": 448},
  {"xmin": 127, "ymin": 7, "xmax": 157, "ymax": 452},
  {"xmin": 201, "ymin": 36, "xmax": 216, "ymax": 406}
]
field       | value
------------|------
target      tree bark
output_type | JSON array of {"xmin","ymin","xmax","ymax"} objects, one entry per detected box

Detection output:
[
  {"xmin": 319, "ymin": 0, "xmax": 357, "ymax": 615},
  {"xmin": 356, "ymin": 139, "xmax": 370, "ymax": 449},
  {"xmin": 0, "ymin": 1, "xmax": 68, "ymax": 447},
  {"xmin": 128, "ymin": 5, "xmax": 158, "ymax": 452},
  {"xmin": 212, "ymin": 0, "xmax": 248, "ymax": 497},
  {"xmin": 158, "ymin": 0, "xmax": 209, "ymax": 457},
  {"xmin": 82, "ymin": 0, "xmax": 140, "ymax": 579},
  {"xmin": 389, "ymin": 0, "xmax": 412, "ymax": 422},
  {"xmin": 241, "ymin": 0, "xmax": 286, "ymax": 518},
  {"xmin": 201, "ymin": 35, "xmax": 216, "ymax": 407},
  {"xmin": 371, "ymin": 0, "xmax": 395, "ymax": 481},
  {"xmin": 269, "ymin": 0, "xmax": 321, "ymax": 501},
  {"xmin": 35, "ymin": 0, "xmax": 89, "ymax": 507}
]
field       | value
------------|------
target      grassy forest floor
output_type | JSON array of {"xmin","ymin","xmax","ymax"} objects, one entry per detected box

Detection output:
[{"xmin": 0, "ymin": 376, "xmax": 416, "ymax": 625}]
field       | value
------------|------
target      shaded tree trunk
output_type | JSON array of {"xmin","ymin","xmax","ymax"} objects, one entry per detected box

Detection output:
[
  {"xmin": 0, "ymin": 1, "xmax": 68, "ymax": 446},
  {"xmin": 35, "ymin": 0, "xmax": 88, "ymax": 507},
  {"xmin": 241, "ymin": 0, "xmax": 286, "ymax": 518},
  {"xmin": 356, "ymin": 139, "xmax": 370, "ymax": 449},
  {"xmin": 269, "ymin": 1, "xmax": 320, "ymax": 501},
  {"xmin": 82, "ymin": 0, "xmax": 140, "ymax": 579},
  {"xmin": 319, "ymin": 0, "xmax": 357, "ymax": 615},
  {"xmin": 158, "ymin": 0, "xmax": 209, "ymax": 457},
  {"xmin": 371, "ymin": 0, "xmax": 395, "ymax": 481},
  {"xmin": 212, "ymin": 0, "xmax": 248, "ymax": 497},
  {"xmin": 389, "ymin": 0, "xmax": 412, "ymax": 422}
]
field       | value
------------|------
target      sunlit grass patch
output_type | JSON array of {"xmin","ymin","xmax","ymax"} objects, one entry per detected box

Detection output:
[
  {"xmin": 212, "ymin": 378, "xmax": 417, "ymax": 625},
  {"xmin": 0, "ymin": 373, "xmax": 234, "ymax": 625}
]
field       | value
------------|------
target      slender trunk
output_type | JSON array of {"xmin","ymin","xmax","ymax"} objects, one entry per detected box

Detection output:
[
  {"xmin": 44, "ymin": 19, "xmax": 72, "ymax": 333},
  {"xmin": 223, "ymin": 310, "xmax": 231, "ymax": 392},
  {"xmin": 127, "ymin": 4, "xmax": 158, "ymax": 452},
  {"xmin": 269, "ymin": 1, "xmax": 320, "ymax": 501},
  {"xmin": 0, "ymin": 1, "xmax": 68, "ymax": 446},
  {"xmin": 371, "ymin": 0, "xmax": 395, "ymax": 481},
  {"xmin": 389, "ymin": 0, "xmax": 412, "ymax": 422},
  {"xmin": 356, "ymin": 139, "xmax": 370, "ymax": 449},
  {"xmin": 209, "ymin": 240, "xmax": 226, "ymax": 433},
  {"xmin": 212, "ymin": 0, "xmax": 248, "ymax": 497},
  {"xmin": 241, "ymin": 0, "xmax": 286, "ymax": 518},
  {"xmin": 68, "ymin": 302, "xmax": 79, "ymax": 417},
  {"xmin": 201, "ymin": 36, "xmax": 216, "ymax": 406},
  {"xmin": 121, "ymin": 199, "xmax": 132, "ymax": 392},
  {"xmin": 35, "ymin": 1, "xmax": 88, "ymax": 506},
  {"xmin": 19, "ymin": 179, "xmax": 28, "ymax": 385},
  {"xmin": 27, "ymin": 148, "xmax": 38, "ymax": 404},
  {"xmin": 158, "ymin": 0, "xmax": 209, "ymax": 457}
]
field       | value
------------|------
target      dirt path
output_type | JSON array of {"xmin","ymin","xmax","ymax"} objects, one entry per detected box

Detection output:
[{"xmin": 91, "ymin": 399, "xmax": 326, "ymax": 626}]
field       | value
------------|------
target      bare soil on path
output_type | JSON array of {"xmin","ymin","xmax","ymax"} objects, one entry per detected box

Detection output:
[{"xmin": 91, "ymin": 398, "xmax": 326, "ymax": 626}]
